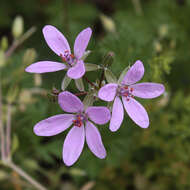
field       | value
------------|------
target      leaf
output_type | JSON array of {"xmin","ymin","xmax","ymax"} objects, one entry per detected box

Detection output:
[
  {"xmin": 61, "ymin": 75, "xmax": 71, "ymax": 90},
  {"xmin": 118, "ymin": 65, "xmax": 130, "ymax": 84},
  {"xmin": 75, "ymin": 78, "xmax": 84, "ymax": 92},
  {"xmin": 85, "ymin": 63, "xmax": 100, "ymax": 72},
  {"xmin": 105, "ymin": 68, "xmax": 117, "ymax": 83}
]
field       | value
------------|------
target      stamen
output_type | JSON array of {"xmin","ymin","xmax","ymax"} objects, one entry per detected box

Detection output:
[
  {"xmin": 70, "ymin": 54, "xmax": 75, "ymax": 59},
  {"xmin": 72, "ymin": 113, "xmax": 88, "ymax": 127}
]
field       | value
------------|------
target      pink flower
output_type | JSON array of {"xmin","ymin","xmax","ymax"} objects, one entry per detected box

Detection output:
[
  {"xmin": 98, "ymin": 60, "xmax": 165, "ymax": 131},
  {"xmin": 25, "ymin": 25, "xmax": 92, "ymax": 79},
  {"xmin": 33, "ymin": 91, "xmax": 110, "ymax": 166}
]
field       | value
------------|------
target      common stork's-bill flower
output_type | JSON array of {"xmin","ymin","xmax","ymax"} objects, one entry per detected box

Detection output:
[
  {"xmin": 25, "ymin": 25, "xmax": 92, "ymax": 79},
  {"xmin": 33, "ymin": 91, "xmax": 110, "ymax": 166},
  {"xmin": 98, "ymin": 60, "xmax": 165, "ymax": 131}
]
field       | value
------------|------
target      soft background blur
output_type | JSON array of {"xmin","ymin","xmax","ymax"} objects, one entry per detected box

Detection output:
[{"xmin": 1, "ymin": 0, "xmax": 190, "ymax": 189}]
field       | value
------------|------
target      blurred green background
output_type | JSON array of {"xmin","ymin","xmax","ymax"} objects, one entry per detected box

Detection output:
[{"xmin": 1, "ymin": 0, "xmax": 190, "ymax": 189}]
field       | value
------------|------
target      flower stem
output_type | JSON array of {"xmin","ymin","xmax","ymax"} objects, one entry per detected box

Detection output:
[
  {"xmin": 8, "ymin": 161, "xmax": 47, "ymax": 190},
  {"xmin": 0, "ymin": 82, "xmax": 5, "ymax": 161},
  {"xmin": 5, "ymin": 26, "xmax": 36, "ymax": 58},
  {"xmin": 6, "ymin": 103, "xmax": 12, "ymax": 158},
  {"xmin": 132, "ymin": 0, "xmax": 143, "ymax": 16},
  {"xmin": 75, "ymin": 92, "xmax": 88, "ymax": 96},
  {"xmin": 83, "ymin": 76, "xmax": 98, "ymax": 89},
  {"xmin": 99, "ymin": 69, "xmax": 105, "ymax": 88}
]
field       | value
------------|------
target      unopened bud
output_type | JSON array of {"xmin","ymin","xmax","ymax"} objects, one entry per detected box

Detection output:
[
  {"xmin": 159, "ymin": 24, "xmax": 168, "ymax": 38},
  {"xmin": 7, "ymin": 86, "xmax": 19, "ymax": 104},
  {"xmin": 34, "ymin": 74, "xmax": 42, "ymax": 87},
  {"xmin": 100, "ymin": 14, "xmax": 116, "ymax": 33},
  {"xmin": 22, "ymin": 48, "xmax": 37, "ymax": 65},
  {"xmin": 102, "ymin": 51, "xmax": 115, "ymax": 67},
  {"xmin": 12, "ymin": 16, "xmax": 24, "ymax": 39},
  {"xmin": 0, "ymin": 50, "xmax": 5, "ymax": 68},
  {"xmin": 1, "ymin": 36, "xmax": 8, "ymax": 51},
  {"xmin": 154, "ymin": 41, "xmax": 162, "ymax": 53}
]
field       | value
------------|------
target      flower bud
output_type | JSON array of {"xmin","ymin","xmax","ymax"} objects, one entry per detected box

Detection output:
[
  {"xmin": 7, "ymin": 86, "xmax": 19, "ymax": 104},
  {"xmin": 12, "ymin": 16, "xmax": 24, "ymax": 39},
  {"xmin": 34, "ymin": 74, "xmax": 42, "ymax": 87},
  {"xmin": 154, "ymin": 41, "xmax": 162, "ymax": 53},
  {"xmin": 22, "ymin": 48, "xmax": 37, "ymax": 66},
  {"xmin": 1, "ymin": 36, "xmax": 8, "ymax": 51},
  {"xmin": 159, "ymin": 24, "xmax": 168, "ymax": 38},
  {"xmin": 100, "ymin": 14, "xmax": 116, "ymax": 33},
  {"xmin": 0, "ymin": 50, "xmax": 5, "ymax": 68}
]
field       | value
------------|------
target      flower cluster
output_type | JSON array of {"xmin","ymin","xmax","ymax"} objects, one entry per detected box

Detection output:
[{"xmin": 25, "ymin": 25, "xmax": 165, "ymax": 166}]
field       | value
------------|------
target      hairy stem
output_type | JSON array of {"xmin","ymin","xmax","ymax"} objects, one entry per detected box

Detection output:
[
  {"xmin": 6, "ymin": 103, "xmax": 12, "ymax": 158},
  {"xmin": 5, "ymin": 26, "xmax": 37, "ymax": 58},
  {"xmin": 132, "ymin": 0, "xmax": 143, "ymax": 16},
  {"xmin": 0, "ymin": 82, "xmax": 5, "ymax": 161},
  {"xmin": 83, "ymin": 76, "xmax": 97, "ymax": 89},
  {"xmin": 8, "ymin": 162, "xmax": 47, "ymax": 190},
  {"xmin": 99, "ymin": 69, "xmax": 105, "ymax": 88},
  {"xmin": 75, "ymin": 92, "xmax": 88, "ymax": 96}
]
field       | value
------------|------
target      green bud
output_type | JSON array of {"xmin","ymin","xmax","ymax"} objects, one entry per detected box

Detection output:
[
  {"xmin": 11, "ymin": 134, "xmax": 19, "ymax": 155},
  {"xmin": 12, "ymin": 16, "xmax": 24, "ymax": 39},
  {"xmin": 22, "ymin": 48, "xmax": 37, "ymax": 66},
  {"xmin": 7, "ymin": 86, "xmax": 19, "ymax": 104},
  {"xmin": 159, "ymin": 24, "xmax": 168, "ymax": 38},
  {"xmin": 100, "ymin": 14, "xmax": 116, "ymax": 33},
  {"xmin": 102, "ymin": 51, "xmax": 115, "ymax": 67},
  {"xmin": 154, "ymin": 41, "xmax": 162, "ymax": 53},
  {"xmin": 1, "ymin": 36, "xmax": 8, "ymax": 51},
  {"xmin": 0, "ymin": 50, "xmax": 5, "ymax": 68},
  {"xmin": 34, "ymin": 73, "xmax": 42, "ymax": 87}
]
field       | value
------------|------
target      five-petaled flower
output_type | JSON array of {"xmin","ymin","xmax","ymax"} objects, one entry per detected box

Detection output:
[
  {"xmin": 33, "ymin": 91, "xmax": 111, "ymax": 166},
  {"xmin": 98, "ymin": 60, "xmax": 165, "ymax": 131},
  {"xmin": 25, "ymin": 25, "xmax": 92, "ymax": 79}
]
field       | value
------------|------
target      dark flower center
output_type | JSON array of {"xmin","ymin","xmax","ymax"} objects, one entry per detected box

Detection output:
[
  {"xmin": 72, "ymin": 113, "xmax": 88, "ymax": 127},
  {"xmin": 60, "ymin": 50, "xmax": 76, "ymax": 67},
  {"xmin": 117, "ymin": 85, "xmax": 134, "ymax": 101}
]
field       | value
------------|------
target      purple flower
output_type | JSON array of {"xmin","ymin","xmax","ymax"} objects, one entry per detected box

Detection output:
[
  {"xmin": 98, "ymin": 60, "xmax": 165, "ymax": 131},
  {"xmin": 33, "ymin": 91, "xmax": 110, "ymax": 166},
  {"xmin": 25, "ymin": 25, "xmax": 92, "ymax": 79}
]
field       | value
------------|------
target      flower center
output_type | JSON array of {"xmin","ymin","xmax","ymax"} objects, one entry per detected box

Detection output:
[
  {"xmin": 60, "ymin": 50, "xmax": 76, "ymax": 67},
  {"xmin": 72, "ymin": 113, "xmax": 88, "ymax": 127},
  {"xmin": 117, "ymin": 85, "xmax": 134, "ymax": 101}
]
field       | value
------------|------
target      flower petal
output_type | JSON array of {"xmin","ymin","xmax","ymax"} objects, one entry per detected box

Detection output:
[
  {"xmin": 25, "ymin": 61, "xmax": 66, "ymax": 73},
  {"xmin": 63, "ymin": 125, "xmax": 85, "ymax": 166},
  {"xmin": 86, "ymin": 121, "xmax": 106, "ymax": 159},
  {"xmin": 122, "ymin": 97, "xmax": 149, "ymax": 128},
  {"xmin": 130, "ymin": 82, "xmax": 165, "ymax": 99},
  {"xmin": 67, "ymin": 60, "xmax": 85, "ymax": 79},
  {"xmin": 33, "ymin": 114, "xmax": 74, "ymax": 136},
  {"xmin": 43, "ymin": 25, "xmax": 71, "ymax": 56},
  {"xmin": 122, "ymin": 60, "xmax": 144, "ymax": 85},
  {"xmin": 86, "ymin": 106, "xmax": 111, "ymax": 125},
  {"xmin": 74, "ymin": 27, "xmax": 92, "ymax": 59},
  {"xmin": 58, "ymin": 91, "xmax": 84, "ymax": 113},
  {"xmin": 98, "ymin": 83, "xmax": 118, "ymax": 102},
  {"xmin": 109, "ymin": 97, "xmax": 124, "ymax": 132}
]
